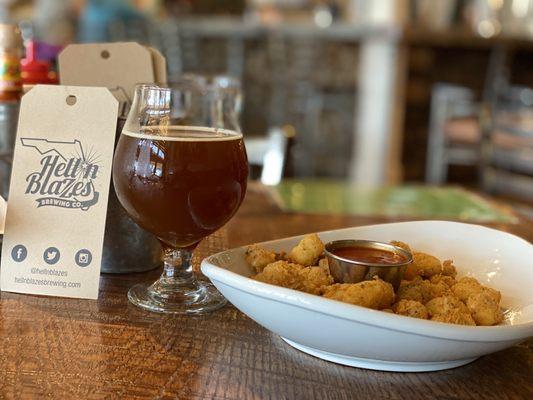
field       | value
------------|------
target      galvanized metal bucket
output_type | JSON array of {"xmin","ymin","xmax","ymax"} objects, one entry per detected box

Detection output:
[
  {"xmin": 101, "ymin": 117, "xmax": 162, "ymax": 274},
  {"xmin": 0, "ymin": 102, "xmax": 19, "ymax": 199}
]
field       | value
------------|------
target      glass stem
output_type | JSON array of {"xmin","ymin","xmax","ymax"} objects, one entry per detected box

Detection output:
[{"xmin": 161, "ymin": 247, "xmax": 195, "ymax": 286}]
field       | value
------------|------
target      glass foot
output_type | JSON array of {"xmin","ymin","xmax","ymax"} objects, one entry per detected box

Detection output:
[{"xmin": 128, "ymin": 280, "xmax": 227, "ymax": 314}]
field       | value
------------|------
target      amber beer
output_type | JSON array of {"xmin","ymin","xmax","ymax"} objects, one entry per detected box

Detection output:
[{"xmin": 113, "ymin": 127, "xmax": 248, "ymax": 248}]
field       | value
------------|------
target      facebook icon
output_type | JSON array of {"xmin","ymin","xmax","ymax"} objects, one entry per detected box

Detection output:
[{"xmin": 11, "ymin": 245, "xmax": 28, "ymax": 262}]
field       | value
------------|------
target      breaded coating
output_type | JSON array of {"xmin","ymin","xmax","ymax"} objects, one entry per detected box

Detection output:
[
  {"xmin": 442, "ymin": 259, "xmax": 457, "ymax": 278},
  {"xmin": 252, "ymin": 261, "xmax": 302, "ymax": 289},
  {"xmin": 452, "ymin": 277, "xmax": 501, "ymax": 303},
  {"xmin": 430, "ymin": 280, "xmax": 452, "ymax": 299},
  {"xmin": 318, "ymin": 257, "xmax": 329, "ymax": 272},
  {"xmin": 425, "ymin": 295, "xmax": 469, "ymax": 317},
  {"xmin": 451, "ymin": 277, "xmax": 480, "ymax": 302},
  {"xmin": 401, "ymin": 255, "xmax": 413, "ymax": 280},
  {"xmin": 252, "ymin": 261, "xmax": 333, "ymax": 296},
  {"xmin": 402, "ymin": 275, "xmax": 423, "ymax": 283},
  {"xmin": 288, "ymin": 234, "xmax": 325, "ymax": 266},
  {"xmin": 296, "ymin": 266, "xmax": 334, "ymax": 295},
  {"xmin": 398, "ymin": 276, "xmax": 449, "ymax": 301},
  {"xmin": 466, "ymin": 292, "xmax": 503, "ymax": 326},
  {"xmin": 245, "ymin": 244, "xmax": 276, "ymax": 273},
  {"xmin": 393, "ymin": 300, "xmax": 428, "ymax": 319},
  {"xmin": 404, "ymin": 251, "xmax": 442, "ymax": 280},
  {"xmin": 382, "ymin": 308, "xmax": 394, "ymax": 313},
  {"xmin": 429, "ymin": 274, "xmax": 456, "ymax": 287},
  {"xmin": 412, "ymin": 252, "xmax": 442, "ymax": 278},
  {"xmin": 390, "ymin": 241, "xmax": 411, "ymax": 252},
  {"xmin": 396, "ymin": 279, "xmax": 433, "ymax": 304},
  {"xmin": 484, "ymin": 286, "xmax": 501, "ymax": 303},
  {"xmin": 431, "ymin": 309, "xmax": 476, "ymax": 326},
  {"xmin": 323, "ymin": 278, "xmax": 394, "ymax": 310},
  {"xmin": 403, "ymin": 265, "xmax": 419, "ymax": 281}
]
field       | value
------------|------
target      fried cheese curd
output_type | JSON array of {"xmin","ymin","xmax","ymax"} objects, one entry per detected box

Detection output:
[
  {"xmin": 323, "ymin": 278, "xmax": 394, "ymax": 310},
  {"xmin": 467, "ymin": 292, "xmax": 503, "ymax": 326},
  {"xmin": 396, "ymin": 278, "xmax": 434, "ymax": 304},
  {"xmin": 431, "ymin": 309, "xmax": 476, "ymax": 326},
  {"xmin": 452, "ymin": 277, "xmax": 501, "ymax": 304},
  {"xmin": 392, "ymin": 299, "xmax": 428, "ymax": 319},
  {"xmin": 288, "ymin": 233, "xmax": 325, "ymax": 266},
  {"xmin": 404, "ymin": 252, "xmax": 445, "ymax": 280},
  {"xmin": 442, "ymin": 259, "xmax": 458, "ymax": 278},
  {"xmin": 253, "ymin": 260, "xmax": 302, "ymax": 288},
  {"xmin": 425, "ymin": 295, "xmax": 469, "ymax": 317},
  {"xmin": 245, "ymin": 244, "xmax": 277, "ymax": 273},
  {"xmin": 429, "ymin": 274, "xmax": 456, "ymax": 287},
  {"xmin": 248, "ymin": 237, "xmax": 503, "ymax": 326},
  {"xmin": 297, "ymin": 266, "xmax": 334, "ymax": 295},
  {"xmin": 252, "ymin": 260, "xmax": 333, "ymax": 295},
  {"xmin": 389, "ymin": 240, "xmax": 411, "ymax": 253}
]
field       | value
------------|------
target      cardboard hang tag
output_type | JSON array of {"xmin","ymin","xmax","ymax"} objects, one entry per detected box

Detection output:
[
  {"xmin": 147, "ymin": 46, "xmax": 167, "ymax": 84},
  {"xmin": 0, "ymin": 85, "xmax": 118, "ymax": 299},
  {"xmin": 58, "ymin": 42, "xmax": 167, "ymax": 107}
]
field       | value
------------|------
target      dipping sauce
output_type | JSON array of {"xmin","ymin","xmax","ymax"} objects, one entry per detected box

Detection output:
[{"xmin": 332, "ymin": 246, "xmax": 407, "ymax": 265}]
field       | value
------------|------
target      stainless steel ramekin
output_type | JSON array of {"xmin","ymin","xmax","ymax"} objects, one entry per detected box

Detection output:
[{"xmin": 324, "ymin": 240, "xmax": 413, "ymax": 290}]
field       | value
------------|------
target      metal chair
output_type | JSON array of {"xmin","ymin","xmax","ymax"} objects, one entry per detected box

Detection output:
[
  {"xmin": 266, "ymin": 31, "xmax": 355, "ymax": 178},
  {"xmin": 425, "ymin": 84, "xmax": 481, "ymax": 184},
  {"xmin": 481, "ymin": 85, "xmax": 533, "ymax": 200}
]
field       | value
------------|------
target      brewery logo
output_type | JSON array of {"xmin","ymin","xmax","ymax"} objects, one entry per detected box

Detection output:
[{"xmin": 21, "ymin": 138, "xmax": 102, "ymax": 211}]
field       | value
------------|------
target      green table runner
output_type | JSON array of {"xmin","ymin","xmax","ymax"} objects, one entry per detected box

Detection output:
[{"xmin": 271, "ymin": 180, "xmax": 516, "ymax": 223}]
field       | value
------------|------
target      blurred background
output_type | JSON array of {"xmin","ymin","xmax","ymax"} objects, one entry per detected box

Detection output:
[{"xmin": 1, "ymin": 0, "xmax": 532, "ymax": 213}]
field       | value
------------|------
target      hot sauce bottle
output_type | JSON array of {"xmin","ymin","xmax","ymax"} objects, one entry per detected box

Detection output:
[
  {"xmin": 21, "ymin": 40, "xmax": 59, "ymax": 89},
  {"xmin": 0, "ymin": 24, "xmax": 22, "ymax": 102}
]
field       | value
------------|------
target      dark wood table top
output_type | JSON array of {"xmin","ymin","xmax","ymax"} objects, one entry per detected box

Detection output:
[{"xmin": 1, "ymin": 185, "xmax": 532, "ymax": 400}]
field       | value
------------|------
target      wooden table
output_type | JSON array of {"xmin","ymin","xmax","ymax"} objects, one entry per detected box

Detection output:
[{"xmin": 1, "ymin": 186, "xmax": 532, "ymax": 399}]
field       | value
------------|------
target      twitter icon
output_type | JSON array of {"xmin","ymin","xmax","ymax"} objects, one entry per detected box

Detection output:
[{"xmin": 43, "ymin": 247, "xmax": 60, "ymax": 265}]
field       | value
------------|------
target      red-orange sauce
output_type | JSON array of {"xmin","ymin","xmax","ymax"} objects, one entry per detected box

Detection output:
[{"xmin": 332, "ymin": 246, "xmax": 406, "ymax": 265}]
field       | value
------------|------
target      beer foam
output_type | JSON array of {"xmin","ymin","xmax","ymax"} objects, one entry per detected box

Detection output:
[{"xmin": 122, "ymin": 126, "xmax": 243, "ymax": 141}]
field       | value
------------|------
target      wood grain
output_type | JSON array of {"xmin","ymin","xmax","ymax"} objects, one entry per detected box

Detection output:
[{"xmin": 0, "ymin": 185, "xmax": 532, "ymax": 400}]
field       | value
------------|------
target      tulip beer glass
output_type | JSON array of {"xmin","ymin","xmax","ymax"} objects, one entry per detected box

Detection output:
[{"xmin": 113, "ymin": 82, "xmax": 248, "ymax": 313}]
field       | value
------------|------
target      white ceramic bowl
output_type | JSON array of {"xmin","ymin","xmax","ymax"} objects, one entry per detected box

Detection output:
[{"xmin": 201, "ymin": 221, "xmax": 533, "ymax": 372}]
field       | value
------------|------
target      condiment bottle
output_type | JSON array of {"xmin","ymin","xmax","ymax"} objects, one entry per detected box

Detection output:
[
  {"xmin": 0, "ymin": 24, "xmax": 22, "ymax": 102},
  {"xmin": 21, "ymin": 40, "xmax": 58, "ymax": 88}
]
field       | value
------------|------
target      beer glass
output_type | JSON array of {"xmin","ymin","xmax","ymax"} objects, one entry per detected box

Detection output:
[{"xmin": 113, "ymin": 81, "xmax": 248, "ymax": 314}]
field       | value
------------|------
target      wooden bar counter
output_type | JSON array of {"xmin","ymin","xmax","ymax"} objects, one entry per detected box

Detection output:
[{"xmin": 0, "ymin": 186, "xmax": 531, "ymax": 399}]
